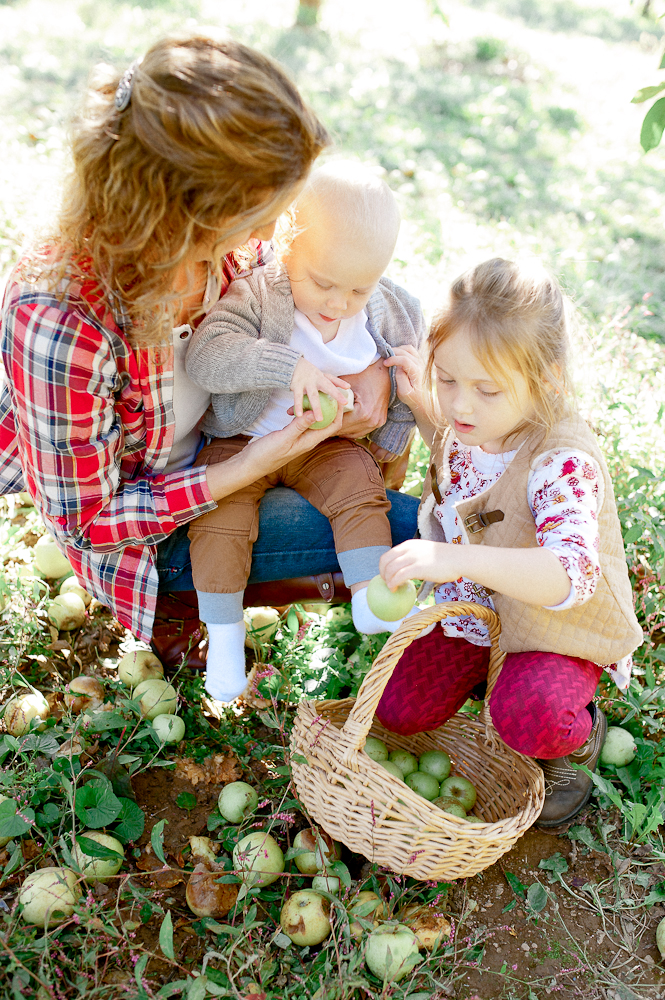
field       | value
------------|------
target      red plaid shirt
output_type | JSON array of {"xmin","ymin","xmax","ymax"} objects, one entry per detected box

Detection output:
[{"xmin": 0, "ymin": 255, "xmax": 252, "ymax": 641}]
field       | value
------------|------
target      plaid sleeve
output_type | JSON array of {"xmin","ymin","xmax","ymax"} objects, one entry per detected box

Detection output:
[{"xmin": 3, "ymin": 289, "xmax": 216, "ymax": 554}]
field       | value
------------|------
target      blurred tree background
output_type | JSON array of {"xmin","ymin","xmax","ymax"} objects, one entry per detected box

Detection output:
[{"xmin": 1, "ymin": 0, "xmax": 665, "ymax": 472}]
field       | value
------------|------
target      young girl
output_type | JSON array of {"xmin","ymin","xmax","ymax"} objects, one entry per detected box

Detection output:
[{"xmin": 380, "ymin": 258, "xmax": 642, "ymax": 827}]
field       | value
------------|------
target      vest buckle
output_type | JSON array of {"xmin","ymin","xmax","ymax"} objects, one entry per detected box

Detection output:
[{"xmin": 464, "ymin": 509, "xmax": 505, "ymax": 533}]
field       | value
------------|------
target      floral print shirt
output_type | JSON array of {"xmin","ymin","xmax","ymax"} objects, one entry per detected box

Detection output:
[{"xmin": 433, "ymin": 439, "xmax": 630, "ymax": 689}]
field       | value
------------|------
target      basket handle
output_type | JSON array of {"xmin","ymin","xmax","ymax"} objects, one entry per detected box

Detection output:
[{"xmin": 339, "ymin": 601, "xmax": 505, "ymax": 770}]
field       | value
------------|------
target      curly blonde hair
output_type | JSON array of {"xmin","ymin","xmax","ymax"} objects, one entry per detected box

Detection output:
[
  {"xmin": 35, "ymin": 35, "xmax": 329, "ymax": 345},
  {"xmin": 427, "ymin": 257, "xmax": 575, "ymax": 452}
]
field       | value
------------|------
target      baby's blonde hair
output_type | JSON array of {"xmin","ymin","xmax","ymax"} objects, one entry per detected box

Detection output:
[
  {"xmin": 428, "ymin": 257, "xmax": 575, "ymax": 451},
  {"xmin": 274, "ymin": 160, "xmax": 401, "ymax": 263},
  {"xmin": 29, "ymin": 35, "xmax": 329, "ymax": 345}
]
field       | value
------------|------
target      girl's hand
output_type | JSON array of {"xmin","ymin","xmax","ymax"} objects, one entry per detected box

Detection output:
[
  {"xmin": 379, "ymin": 539, "xmax": 459, "ymax": 590},
  {"xmin": 384, "ymin": 345, "xmax": 426, "ymax": 410},
  {"xmin": 290, "ymin": 357, "xmax": 350, "ymax": 420}
]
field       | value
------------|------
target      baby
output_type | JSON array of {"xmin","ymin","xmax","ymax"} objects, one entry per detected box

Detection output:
[{"xmin": 186, "ymin": 161, "xmax": 425, "ymax": 702}]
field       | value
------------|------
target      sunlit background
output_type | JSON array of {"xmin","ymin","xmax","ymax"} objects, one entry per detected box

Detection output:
[{"xmin": 1, "ymin": 0, "xmax": 665, "ymax": 471}]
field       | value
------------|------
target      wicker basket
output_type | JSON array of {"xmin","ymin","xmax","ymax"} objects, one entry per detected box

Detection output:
[{"xmin": 290, "ymin": 601, "xmax": 545, "ymax": 881}]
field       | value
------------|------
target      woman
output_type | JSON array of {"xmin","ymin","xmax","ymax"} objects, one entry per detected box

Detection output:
[{"xmin": 0, "ymin": 35, "xmax": 418, "ymax": 674}]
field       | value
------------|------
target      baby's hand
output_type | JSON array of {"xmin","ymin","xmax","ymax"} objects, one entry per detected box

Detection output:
[
  {"xmin": 290, "ymin": 357, "xmax": 350, "ymax": 420},
  {"xmin": 379, "ymin": 539, "xmax": 460, "ymax": 590},
  {"xmin": 384, "ymin": 345, "xmax": 427, "ymax": 410}
]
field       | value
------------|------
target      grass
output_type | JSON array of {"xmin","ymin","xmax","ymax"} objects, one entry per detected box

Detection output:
[{"xmin": 3, "ymin": 0, "xmax": 665, "ymax": 997}]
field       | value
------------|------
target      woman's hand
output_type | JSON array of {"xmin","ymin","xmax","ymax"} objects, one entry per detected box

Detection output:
[
  {"xmin": 338, "ymin": 359, "xmax": 391, "ymax": 439},
  {"xmin": 205, "ymin": 407, "xmax": 344, "ymax": 501},
  {"xmin": 290, "ymin": 357, "xmax": 350, "ymax": 420},
  {"xmin": 380, "ymin": 539, "xmax": 457, "ymax": 590}
]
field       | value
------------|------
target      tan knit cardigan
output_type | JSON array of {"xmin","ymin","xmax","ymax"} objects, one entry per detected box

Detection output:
[{"xmin": 417, "ymin": 415, "xmax": 643, "ymax": 664}]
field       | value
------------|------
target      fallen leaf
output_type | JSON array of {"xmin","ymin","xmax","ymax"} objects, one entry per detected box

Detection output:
[{"xmin": 174, "ymin": 753, "xmax": 241, "ymax": 787}]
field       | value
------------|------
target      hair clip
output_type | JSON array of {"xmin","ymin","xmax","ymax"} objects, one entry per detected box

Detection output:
[{"xmin": 114, "ymin": 60, "xmax": 139, "ymax": 112}]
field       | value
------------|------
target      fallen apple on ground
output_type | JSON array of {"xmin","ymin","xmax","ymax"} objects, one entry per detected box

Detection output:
[
  {"xmin": 33, "ymin": 534, "xmax": 72, "ymax": 578},
  {"xmin": 132, "ymin": 678, "xmax": 177, "ymax": 720},
  {"xmin": 18, "ymin": 867, "xmax": 81, "ymax": 926},
  {"xmin": 72, "ymin": 831, "xmax": 124, "ymax": 882},
  {"xmin": 366, "ymin": 575, "xmax": 417, "ymax": 622},
  {"xmin": 3, "ymin": 689, "xmax": 49, "ymax": 736},
  {"xmin": 233, "ymin": 831, "xmax": 284, "ymax": 889},
  {"xmin": 218, "ymin": 781, "xmax": 259, "ymax": 824},
  {"xmin": 600, "ymin": 726, "xmax": 637, "ymax": 767},
  {"xmin": 152, "ymin": 714, "xmax": 186, "ymax": 743},
  {"xmin": 117, "ymin": 649, "xmax": 164, "ymax": 687},
  {"xmin": 348, "ymin": 890, "xmax": 386, "ymax": 940},
  {"xmin": 365, "ymin": 923, "xmax": 420, "ymax": 982},
  {"xmin": 280, "ymin": 889, "xmax": 331, "ymax": 945}
]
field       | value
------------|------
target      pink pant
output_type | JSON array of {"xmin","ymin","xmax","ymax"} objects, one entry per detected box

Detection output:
[{"xmin": 375, "ymin": 628, "xmax": 603, "ymax": 759}]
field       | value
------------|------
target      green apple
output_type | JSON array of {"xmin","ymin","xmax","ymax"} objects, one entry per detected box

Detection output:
[
  {"xmin": 303, "ymin": 392, "xmax": 338, "ymax": 429},
  {"xmin": 348, "ymin": 890, "xmax": 385, "ymax": 940},
  {"xmin": 132, "ymin": 679, "xmax": 177, "ymax": 720},
  {"xmin": 48, "ymin": 593, "xmax": 86, "ymax": 631},
  {"xmin": 3, "ymin": 690, "xmax": 49, "ymax": 736},
  {"xmin": 233, "ymin": 831, "xmax": 284, "ymax": 888},
  {"xmin": 364, "ymin": 736, "xmax": 389, "ymax": 762},
  {"xmin": 465, "ymin": 815, "xmax": 484, "ymax": 824},
  {"xmin": 18, "ymin": 867, "xmax": 81, "ymax": 926},
  {"xmin": 366, "ymin": 575, "xmax": 417, "ymax": 622},
  {"xmin": 33, "ymin": 534, "xmax": 72, "ymax": 579},
  {"xmin": 280, "ymin": 889, "xmax": 331, "ymax": 945},
  {"xmin": 380, "ymin": 760, "xmax": 406, "ymax": 780},
  {"xmin": 72, "ymin": 831, "xmax": 124, "ymax": 882},
  {"xmin": 405, "ymin": 771, "xmax": 440, "ymax": 800},
  {"xmin": 600, "ymin": 727, "xmax": 637, "ymax": 767},
  {"xmin": 389, "ymin": 749, "xmax": 419, "ymax": 777},
  {"xmin": 312, "ymin": 875, "xmax": 340, "ymax": 893},
  {"xmin": 117, "ymin": 649, "xmax": 164, "ymax": 687},
  {"xmin": 152, "ymin": 714, "xmax": 186, "ymax": 743},
  {"xmin": 433, "ymin": 796, "xmax": 467, "ymax": 818},
  {"xmin": 365, "ymin": 923, "xmax": 420, "ymax": 982},
  {"xmin": 439, "ymin": 775, "xmax": 477, "ymax": 813},
  {"xmin": 657, "ymin": 916, "xmax": 665, "ymax": 959},
  {"xmin": 218, "ymin": 782, "xmax": 259, "ymax": 824},
  {"xmin": 418, "ymin": 750, "xmax": 451, "ymax": 782},
  {"xmin": 244, "ymin": 606, "xmax": 280, "ymax": 652}
]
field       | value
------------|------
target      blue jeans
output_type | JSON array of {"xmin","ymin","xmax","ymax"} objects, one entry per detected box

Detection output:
[{"xmin": 155, "ymin": 486, "xmax": 419, "ymax": 593}]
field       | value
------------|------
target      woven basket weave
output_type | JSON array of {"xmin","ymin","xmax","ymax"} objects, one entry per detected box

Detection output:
[{"xmin": 290, "ymin": 601, "xmax": 545, "ymax": 881}]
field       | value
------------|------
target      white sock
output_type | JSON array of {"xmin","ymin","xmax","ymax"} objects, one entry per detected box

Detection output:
[
  {"xmin": 351, "ymin": 588, "xmax": 421, "ymax": 635},
  {"xmin": 204, "ymin": 620, "xmax": 248, "ymax": 702}
]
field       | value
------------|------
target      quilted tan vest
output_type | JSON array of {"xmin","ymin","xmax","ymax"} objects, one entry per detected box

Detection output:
[{"xmin": 418, "ymin": 416, "xmax": 643, "ymax": 664}]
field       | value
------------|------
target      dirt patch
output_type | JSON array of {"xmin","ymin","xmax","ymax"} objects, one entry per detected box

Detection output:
[
  {"xmin": 132, "ymin": 754, "xmax": 241, "ymax": 858},
  {"xmin": 449, "ymin": 826, "xmax": 665, "ymax": 999}
]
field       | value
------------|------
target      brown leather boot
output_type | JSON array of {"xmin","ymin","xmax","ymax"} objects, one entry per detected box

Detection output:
[
  {"xmin": 151, "ymin": 591, "xmax": 207, "ymax": 673},
  {"xmin": 535, "ymin": 704, "xmax": 607, "ymax": 828}
]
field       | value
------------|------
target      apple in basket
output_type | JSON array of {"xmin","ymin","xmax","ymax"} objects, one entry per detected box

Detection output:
[
  {"xmin": 405, "ymin": 771, "xmax": 439, "ymax": 801},
  {"xmin": 364, "ymin": 736, "xmax": 389, "ymax": 762},
  {"xmin": 418, "ymin": 750, "xmax": 451, "ymax": 782},
  {"xmin": 433, "ymin": 795, "xmax": 467, "ymax": 819},
  {"xmin": 439, "ymin": 775, "xmax": 477, "ymax": 813},
  {"xmin": 388, "ymin": 749, "xmax": 418, "ymax": 777}
]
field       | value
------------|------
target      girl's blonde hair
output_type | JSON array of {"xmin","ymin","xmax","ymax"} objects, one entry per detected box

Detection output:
[
  {"xmin": 34, "ymin": 35, "xmax": 329, "ymax": 345},
  {"xmin": 428, "ymin": 257, "xmax": 575, "ymax": 451}
]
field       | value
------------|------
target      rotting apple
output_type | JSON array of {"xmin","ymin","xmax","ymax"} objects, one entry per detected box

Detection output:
[
  {"xmin": 186, "ymin": 864, "xmax": 238, "ymax": 917},
  {"xmin": 280, "ymin": 889, "xmax": 331, "ymax": 946},
  {"xmin": 399, "ymin": 903, "xmax": 452, "ymax": 951},
  {"xmin": 432, "ymin": 796, "xmax": 467, "ymax": 818},
  {"xmin": 366, "ymin": 575, "xmax": 417, "ymax": 622},
  {"xmin": 348, "ymin": 890, "xmax": 386, "ymax": 941}
]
